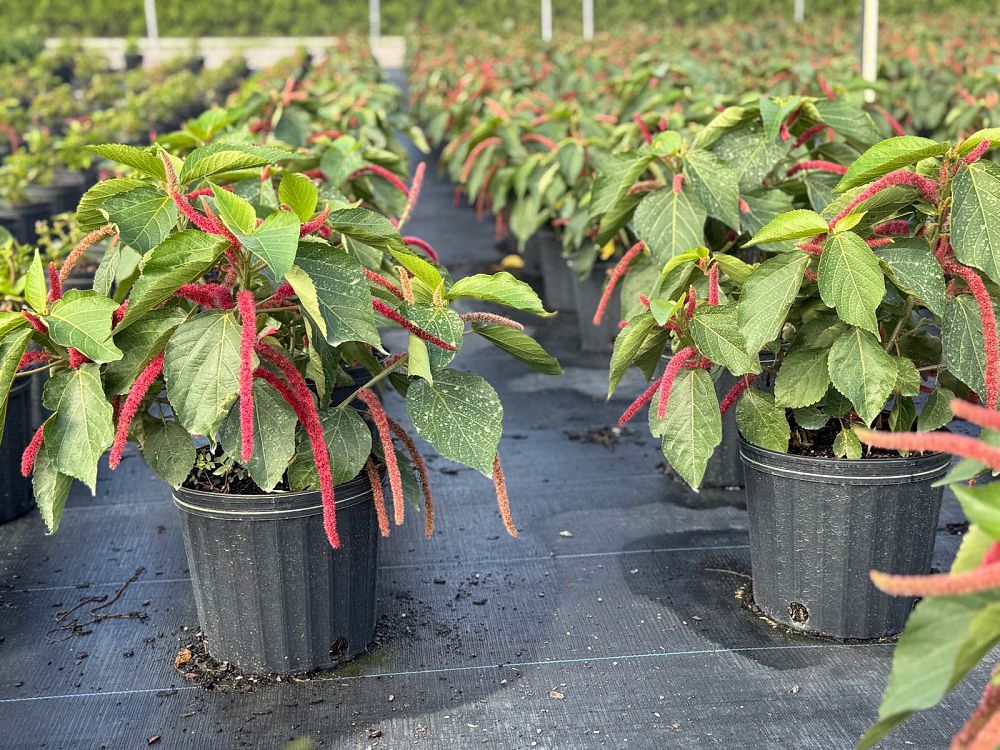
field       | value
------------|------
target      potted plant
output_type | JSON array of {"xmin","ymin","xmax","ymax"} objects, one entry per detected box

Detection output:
[
  {"xmin": 0, "ymin": 143, "xmax": 53, "ymax": 243},
  {"xmin": 123, "ymin": 37, "xmax": 143, "ymax": 71},
  {"xmin": 5, "ymin": 142, "xmax": 559, "ymax": 675},
  {"xmin": 852, "ymin": 399, "xmax": 1000, "ymax": 749}
]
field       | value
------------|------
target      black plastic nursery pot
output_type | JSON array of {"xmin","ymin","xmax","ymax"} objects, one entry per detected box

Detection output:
[
  {"xmin": 1, "ymin": 376, "xmax": 40, "ymax": 524},
  {"xmin": 124, "ymin": 53, "xmax": 144, "ymax": 70},
  {"xmin": 27, "ymin": 172, "xmax": 87, "ymax": 216},
  {"xmin": 739, "ymin": 436, "xmax": 950, "ymax": 639},
  {"xmin": 174, "ymin": 471, "xmax": 381, "ymax": 674},
  {"xmin": 329, "ymin": 364, "xmax": 371, "ymax": 406},
  {"xmin": 573, "ymin": 261, "xmax": 619, "ymax": 352},
  {"xmin": 536, "ymin": 230, "xmax": 576, "ymax": 313},
  {"xmin": 0, "ymin": 201, "xmax": 51, "ymax": 244}
]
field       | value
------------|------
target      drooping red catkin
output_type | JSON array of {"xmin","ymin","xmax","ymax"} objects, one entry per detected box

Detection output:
[
  {"xmin": 112, "ymin": 300, "xmax": 129, "ymax": 328},
  {"xmin": 593, "ymin": 241, "xmax": 645, "ymax": 326},
  {"xmin": 460, "ymin": 136, "xmax": 502, "ymax": 182},
  {"xmin": 299, "ymin": 209, "xmax": 330, "ymax": 237},
  {"xmin": 522, "ymin": 133, "xmax": 559, "ymax": 151},
  {"xmin": 870, "ymin": 563, "xmax": 1000, "ymax": 598},
  {"xmin": 261, "ymin": 281, "xmax": 295, "ymax": 309},
  {"xmin": 855, "ymin": 427, "xmax": 1000, "ymax": 471},
  {"xmin": 402, "ymin": 236, "xmax": 440, "ymax": 264},
  {"xmin": 738, "ymin": 198, "xmax": 750, "ymax": 214},
  {"xmin": 160, "ymin": 149, "xmax": 178, "ymax": 194},
  {"xmin": 387, "ymin": 417, "xmax": 435, "ymax": 538},
  {"xmin": 791, "ymin": 122, "xmax": 829, "ymax": 150},
  {"xmin": 720, "ymin": 375, "xmax": 755, "ymax": 415},
  {"xmin": 46, "ymin": 263, "xmax": 62, "ymax": 303},
  {"xmin": 619, "ymin": 377, "xmax": 661, "ymax": 425},
  {"xmin": 816, "ymin": 72, "xmax": 836, "ymax": 99},
  {"xmin": 59, "ymin": 224, "xmax": 116, "ymax": 282},
  {"xmin": 873, "ymin": 219, "xmax": 911, "ymax": 236},
  {"xmin": 21, "ymin": 422, "xmax": 46, "ymax": 477},
  {"xmin": 172, "ymin": 191, "xmax": 221, "ymax": 234},
  {"xmin": 828, "ymin": 170, "xmax": 939, "ymax": 230},
  {"xmin": 372, "ymin": 299, "xmax": 458, "ymax": 351},
  {"xmin": 963, "ymin": 139, "xmax": 992, "ymax": 165},
  {"xmin": 804, "ymin": 267, "xmax": 818, "ymax": 281},
  {"xmin": 253, "ymin": 346, "xmax": 340, "ymax": 547},
  {"xmin": 627, "ymin": 179, "xmax": 665, "ymax": 195},
  {"xmin": 109, "ymin": 352, "xmax": 164, "ymax": 470},
  {"xmin": 866, "ymin": 237, "xmax": 894, "ymax": 248},
  {"xmin": 236, "ymin": 291, "xmax": 256, "ymax": 463},
  {"xmin": 786, "ymin": 160, "xmax": 847, "ymax": 177},
  {"xmin": 306, "ymin": 129, "xmax": 343, "ymax": 143},
  {"xmin": 954, "ymin": 672, "xmax": 1000, "ymax": 750},
  {"xmin": 492, "ymin": 453, "xmax": 518, "ymax": 537},
  {"xmin": 17, "ymin": 351, "xmax": 48, "ymax": 370},
  {"xmin": 398, "ymin": 162, "xmax": 426, "ymax": 229},
  {"xmin": 397, "ymin": 269, "xmax": 415, "ymax": 304},
  {"xmin": 356, "ymin": 389, "xmax": 405, "ymax": 526},
  {"xmin": 657, "ymin": 346, "xmax": 699, "ymax": 419},
  {"xmin": 176, "ymin": 283, "xmax": 234, "ymax": 310},
  {"xmin": 22, "ymin": 311, "xmax": 46, "ymax": 335},
  {"xmin": 672, "ymin": 173, "xmax": 684, "ymax": 194},
  {"xmin": 364, "ymin": 457, "xmax": 390, "ymax": 537},
  {"xmin": 874, "ymin": 105, "xmax": 907, "ymax": 137},
  {"xmin": 684, "ymin": 286, "xmax": 698, "ymax": 320},
  {"xmin": 951, "ymin": 399, "xmax": 1000, "ymax": 431},
  {"xmin": 364, "ymin": 268, "xmax": 407, "ymax": 300},
  {"xmin": 632, "ymin": 114, "xmax": 653, "ymax": 145},
  {"xmin": 68, "ymin": 349, "xmax": 90, "ymax": 368},
  {"xmin": 460, "ymin": 312, "xmax": 525, "ymax": 331},
  {"xmin": 707, "ymin": 264, "xmax": 720, "ymax": 306}
]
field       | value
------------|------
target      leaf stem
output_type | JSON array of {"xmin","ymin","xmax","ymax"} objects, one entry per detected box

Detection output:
[{"xmin": 336, "ymin": 353, "xmax": 409, "ymax": 409}]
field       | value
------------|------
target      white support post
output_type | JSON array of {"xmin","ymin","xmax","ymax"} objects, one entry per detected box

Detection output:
[
  {"xmin": 144, "ymin": 0, "xmax": 159, "ymax": 59},
  {"xmin": 582, "ymin": 0, "xmax": 594, "ymax": 41},
  {"xmin": 860, "ymin": 0, "xmax": 879, "ymax": 103},
  {"xmin": 369, "ymin": 0, "xmax": 381, "ymax": 41},
  {"xmin": 541, "ymin": 0, "xmax": 553, "ymax": 42},
  {"xmin": 794, "ymin": 0, "xmax": 805, "ymax": 23}
]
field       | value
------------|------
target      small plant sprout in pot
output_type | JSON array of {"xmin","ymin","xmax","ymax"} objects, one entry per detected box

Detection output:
[
  {"xmin": 610, "ymin": 127, "xmax": 1000, "ymax": 638},
  {"xmin": 4, "ymin": 142, "xmax": 560, "ymax": 675}
]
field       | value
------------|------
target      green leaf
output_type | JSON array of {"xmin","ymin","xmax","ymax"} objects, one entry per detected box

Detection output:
[
  {"xmin": 818, "ymin": 231, "xmax": 885, "ymax": 334},
  {"xmin": 684, "ymin": 149, "xmax": 741, "ymax": 229},
  {"xmin": 736, "ymin": 387, "xmax": 790, "ymax": 452},
  {"xmin": 953, "ymin": 482, "xmax": 1000, "ymax": 539},
  {"xmin": 288, "ymin": 405, "xmax": 372, "ymax": 489},
  {"xmin": 104, "ymin": 307, "xmax": 187, "ymax": 394},
  {"xmin": 589, "ymin": 151, "xmax": 654, "ymax": 218},
  {"xmin": 327, "ymin": 207, "xmax": 406, "ymax": 254},
  {"xmin": 76, "ymin": 177, "xmax": 146, "ymax": 232},
  {"xmin": 651, "ymin": 368, "xmax": 722, "ymax": 489},
  {"xmin": 740, "ymin": 188, "xmax": 796, "ymax": 248},
  {"xmin": 746, "ymin": 209, "xmax": 828, "ymax": 245},
  {"xmin": 472, "ymin": 324, "xmax": 561, "ymax": 376},
  {"xmin": 103, "ymin": 185, "xmax": 178, "ymax": 253},
  {"xmin": 405, "ymin": 369, "xmax": 502, "ymax": 477},
  {"xmin": 0, "ymin": 327, "xmax": 33, "ymax": 444},
  {"xmin": 219, "ymin": 379, "xmax": 296, "ymax": 492},
  {"xmin": 917, "ymin": 387, "xmax": 955, "ymax": 433},
  {"xmin": 609, "ymin": 314, "xmax": 658, "ymax": 396},
  {"xmin": 952, "ymin": 524, "xmax": 996, "ymax": 573},
  {"xmin": 142, "ymin": 419, "xmax": 195, "ymax": 489},
  {"xmin": 238, "ymin": 210, "xmax": 300, "ymax": 280},
  {"xmin": 210, "ymin": 184, "xmax": 256, "ymax": 234},
  {"xmin": 689, "ymin": 304, "xmax": 761, "ymax": 376},
  {"xmin": 943, "ymin": 295, "xmax": 992, "ymax": 402},
  {"xmin": 389, "ymin": 248, "xmax": 443, "ymax": 292},
  {"xmin": 179, "ymin": 143, "xmax": 294, "ymax": 184},
  {"xmin": 835, "ymin": 136, "xmax": 948, "ymax": 193},
  {"xmin": 713, "ymin": 254, "xmax": 754, "ymax": 285},
  {"xmin": 894, "ymin": 356, "xmax": 921, "ymax": 397},
  {"xmin": 857, "ymin": 594, "xmax": 1000, "ymax": 749},
  {"xmin": 87, "ymin": 144, "xmax": 165, "ymax": 180},
  {"xmin": 44, "ymin": 290, "xmax": 123, "ymax": 363},
  {"xmin": 290, "ymin": 241, "xmax": 380, "ymax": 348},
  {"xmin": 828, "ymin": 328, "xmax": 898, "ymax": 426},
  {"xmin": 43, "ymin": 364, "xmax": 115, "ymax": 491},
  {"xmin": 889, "ymin": 396, "xmax": 917, "ymax": 432},
  {"xmin": 400, "ymin": 303, "xmax": 463, "ymax": 370},
  {"xmin": 957, "ymin": 128, "xmax": 1000, "ymax": 156},
  {"xmin": 632, "ymin": 187, "xmax": 707, "ymax": 266},
  {"xmin": 759, "ymin": 96, "xmax": 801, "ymax": 143},
  {"xmin": 117, "ymin": 230, "xmax": 227, "ymax": 331},
  {"xmin": 792, "ymin": 406, "xmax": 829, "ymax": 430},
  {"xmin": 774, "ymin": 348, "xmax": 831, "ymax": 408},
  {"xmin": 278, "ymin": 172, "xmax": 319, "ymax": 222},
  {"xmin": 447, "ymin": 272, "xmax": 550, "ymax": 316},
  {"xmin": 878, "ymin": 238, "xmax": 948, "ymax": 316},
  {"xmin": 813, "ymin": 99, "xmax": 880, "ymax": 145},
  {"xmin": 833, "ymin": 427, "xmax": 862, "ymax": 459},
  {"xmin": 407, "ymin": 336, "xmax": 433, "ymax": 382},
  {"xmin": 951, "ymin": 160, "xmax": 1000, "ymax": 285},
  {"xmin": 32, "ymin": 443, "xmax": 73, "ymax": 533},
  {"xmin": 711, "ymin": 123, "xmax": 788, "ymax": 192},
  {"xmin": 163, "ymin": 312, "xmax": 243, "ymax": 438},
  {"xmin": 23, "ymin": 251, "xmax": 47, "ymax": 314},
  {"xmin": 738, "ymin": 251, "xmax": 809, "ymax": 353}
]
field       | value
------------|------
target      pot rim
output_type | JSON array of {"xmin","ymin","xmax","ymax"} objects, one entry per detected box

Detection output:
[{"xmin": 738, "ymin": 433, "xmax": 950, "ymax": 484}]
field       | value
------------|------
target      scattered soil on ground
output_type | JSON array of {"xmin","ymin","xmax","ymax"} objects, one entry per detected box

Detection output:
[{"xmin": 564, "ymin": 425, "xmax": 635, "ymax": 450}]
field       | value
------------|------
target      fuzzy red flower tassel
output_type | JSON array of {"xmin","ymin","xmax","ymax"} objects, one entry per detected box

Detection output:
[
  {"xmin": 59, "ymin": 224, "xmax": 116, "ymax": 282},
  {"xmin": 372, "ymin": 298, "xmax": 458, "ymax": 350},
  {"xmin": 364, "ymin": 457, "xmax": 390, "ymax": 537},
  {"xmin": 593, "ymin": 241, "xmax": 644, "ymax": 326},
  {"xmin": 619, "ymin": 377, "xmax": 662, "ymax": 425},
  {"xmin": 356, "ymin": 389, "xmax": 405, "ymax": 526},
  {"xmin": 786, "ymin": 160, "xmax": 847, "ymax": 177},
  {"xmin": 872, "ymin": 219, "xmax": 910, "ymax": 236},
  {"xmin": 720, "ymin": 375, "xmax": 756, "ymax": 415},
  {"xmin": 460, "ymin": 137, "xmax": 502, "ymax": 182},
  {"xmin": 402, "ymin": 236, "xmax": 440, "ymax": 264},
  {"xmin": 707, "ymin": 264, "xmax": 720, "ymax": 306},
  {"xmin": 963, "ymin": 139, "xmax": 992, "ymax": 165},
  {"xmin": 828, "ymin": 170, "xmax": 938, "ymax": 230},
  {"xmin": 522, "ymin": 133, "xmax": 559, "ymax": 151},
  {"xmin": 657, "ymin": 346, "xmax": 699, "ymax": 419},
  {"xmin": 351, "ymin": 164, "xmax": 410, "ymax": 196},
  {"xmin": 236, "ymin": 291, "xmax": 256, "ymax": 463},
  {"xmin": 364, "ymin": 269, "xmax": 407, "ymax": 300},
  {"xmin": 791, "ymin": 123, "xmax": 828, "ymax": 150},
  {"xmin": 632, "ymin": 114, "xmax": 653, "ymax": 145},
  {"xmin": 951, "ymin": 399, "xmax": 1000, "ymax": 431},
  {"xmin": 387, "ymin": 417, "xmax": 435, "ymax": 538},
  {"xmin": 22, "ymin": 311, "xmax": 47, "ymax": 335},
  {"xmin": 21, "ymin": 422, "xmax": 46, "ymax": 477},
  {"xmin": 299, "ymin": 209, "xmax": 330, "ymax": 237},
  {"xmin": 855, "ymin": 427, "xmax": 1000, "ymax": 472},
  {"xmin": 109, "ymin": 352, "xmax": 165, "ymax": 470},
  {"xmin": 492, "ymin": 453, "xmax": 517, "ymax": 537},
  {"xmin": 47, "ymin": 263, "xmax": 62, "ymax": 303},
  {"xmin": 460, "ymin": 311, "xmax": 525, "ymax": 331},
  {"xmin": 398, "ymin": 162, "xmax": 426, "ymax": 229}
]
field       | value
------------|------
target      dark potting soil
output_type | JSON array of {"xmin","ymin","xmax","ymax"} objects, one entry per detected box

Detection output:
[{"xmin": 788, "ymin": 418, "xmax": 931, "ymax": 459}]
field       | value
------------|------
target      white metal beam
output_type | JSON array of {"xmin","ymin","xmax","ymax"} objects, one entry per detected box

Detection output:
[
  {"xmin": 860, "ymin": 0, "xmax": 879, "ymax": 102},
  {"xmin": 583, "ymin": 0, "xmax": 594, "ymax": 40},
  {"xmin": 541, "ymin": 0, "xmax": 553, "ymax": 42}
]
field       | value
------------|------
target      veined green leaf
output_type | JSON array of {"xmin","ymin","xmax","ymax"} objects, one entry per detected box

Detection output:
[
  {"xmin": 447, "ymin": 272, "xmax": 550, "ymax": 315},
  {"xmin": 690, "ymin": 304, "xmax": 761, "ymax": 376},
  {"xmin": 738, "ymin": 251, "xmax": 809, "ymax": 353},
  {"xmin": 735, "ymin": 387, "xmax": 790, "ymax": 452},
  {"xmin": 835, "ymin": 136, "xmax": 947, "ymax": 193},
  {"xmin": 44, "ymin": 290, "xmax": 123, "ymax": 363},
  {"xmin": 219, "ymin": 379, "xmax": 297, "ymax": 492},
  {"xmin": 818, "ymin": 231, "xmax": 885, "ymax": 334},
  {"xmin": 828, "ymin": 328, "xmax": 897, "ymax": 426}
]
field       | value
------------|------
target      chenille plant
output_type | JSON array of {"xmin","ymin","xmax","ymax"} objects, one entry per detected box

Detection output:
[{"xmin": 2, "ymin": 138, "xmax": 560, "ymax": 547}]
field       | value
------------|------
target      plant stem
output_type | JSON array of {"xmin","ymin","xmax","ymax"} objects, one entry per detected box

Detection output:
[
  {"xmin": 336, "ymin": 353, "xmax": 409, "ymax": 409},
  {"xmin": 884, "ymin": 297, "xmax": 916, "ymax": 352}
]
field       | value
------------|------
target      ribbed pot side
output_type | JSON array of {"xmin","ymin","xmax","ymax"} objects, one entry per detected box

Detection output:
[
  {"xmin": 739, "ymin": 436, "xmax": 950, "ymax": 639},
  {"xmin": 0, "ymin": 376, "xmax": 37, "ymax": 523},
  {"xmin": 536, "ymin": 230, "xmax": 576, "ymax": 313},
  {"xmin": 174, "ymin": 471, "xmax": 380, "ymax": 674},
  {"xmin": 573, "ymin": 261, "xmax": 619, "ymax": 352}
]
